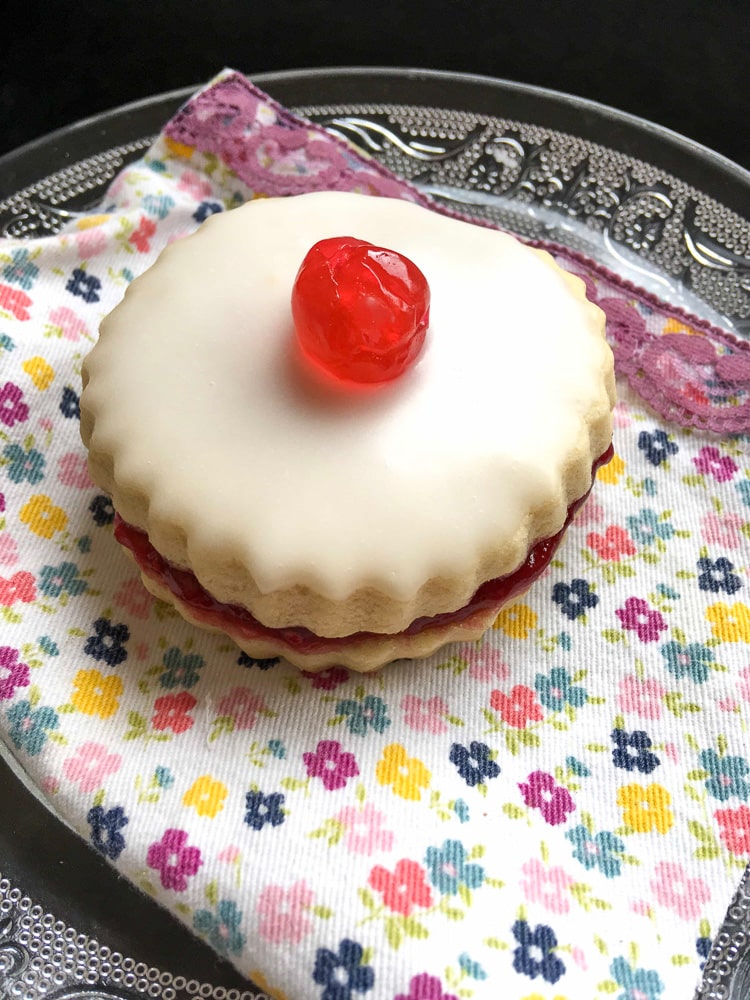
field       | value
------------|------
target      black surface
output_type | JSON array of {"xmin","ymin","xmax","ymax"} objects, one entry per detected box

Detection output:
[
  {"xmin": 1, "ymin": 0, "xmax": 748, "ymax": 169},
  {"xmin": 0, "ymin": 755, "xmax": 251, "ymax": 988}
]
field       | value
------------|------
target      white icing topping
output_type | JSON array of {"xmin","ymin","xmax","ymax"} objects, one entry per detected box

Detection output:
[{"xmin": 83, "ymin": 192, "xmax": 612, "ymax": 608}]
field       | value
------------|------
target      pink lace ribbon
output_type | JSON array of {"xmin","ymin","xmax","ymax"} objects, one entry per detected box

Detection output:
[{"xmin": 166, "ymin": 72, "xmax": 750, "ymax": 436}]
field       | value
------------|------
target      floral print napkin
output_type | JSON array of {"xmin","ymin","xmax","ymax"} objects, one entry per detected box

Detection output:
[{"xmin": 2, "ymin": 70, "xmax": 750, "ymax": 1000}]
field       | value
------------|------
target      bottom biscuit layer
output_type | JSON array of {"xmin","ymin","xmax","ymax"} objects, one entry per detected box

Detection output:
[{"xmin": 113, "ymin": 444, "xmax": 612, "ymax": 671}]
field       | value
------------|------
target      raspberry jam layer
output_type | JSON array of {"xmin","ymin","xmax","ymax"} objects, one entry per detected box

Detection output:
[{"xmin": 114, "ymin": 444, "xmax": 613, "ymax": 654}]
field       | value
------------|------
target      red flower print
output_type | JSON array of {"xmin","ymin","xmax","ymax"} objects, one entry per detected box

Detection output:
[
  {"xmin": 490, "ymin": 685, "xmax": 543, "ymax": 729},
  {"xmin": 519, "ymin": 770, "xmax": 576, "ymax": 825},
  {"xmin": 128, "ymin": 217, "xmax": 157, "ymax": 253},
  {"xmin": 303, "ymin": 739, "xmax": 359, "ymax": 791},
  {"xmin": 301, "ymin": 666, "xmax": 350, "ymax": 690},
  {"xmin": 0, "ymin": 283, "xmax": 32, "ymax": 321},
  {"xmin": 615, "ymin": 597, "xmax": 668, "ymax": 642},
  {"xmin": 0, "ymin": 570, "xmax": 36, "ymax": 607},
  {"xmin": 152, "ymin": 692, "xmax": 197, "ymax": 734},
  {"xmin": 368, "ymin": 859, "xmax": 433, "ymax": 916},
  {"xmin": 146, "ymin": 827, "xmax": 203, "ymax": 891},
  {"xmin": 715, "ymin": 805, "xmax": 750, "ymax": 856},
  {"xmin": 586, "ymin": 525, "xmax": 636, "ymax": 561}
]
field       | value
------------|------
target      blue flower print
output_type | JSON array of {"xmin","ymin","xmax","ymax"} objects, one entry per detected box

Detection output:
[
  {"xmin": 237, "ymin": 651, "xmax": 279, "ymax": 670},
  {"xmin": 38, "ymin": 561, "xmax": 87, "ymax": 599},
  {"xmin": 566, "ymin": 824, "xmax": 625, "ymax": 878},
  {"xmin": 154, "ymin": 766, "xmax": 174, "ymax": 789},
  {"xmin": 84, "ymin": 617, "xmax": 130, "ymax": 667},
  {"xmin": 535, "ymin": 667, "xmax": 587, "ymax": 712},
  {"xmin": 87, "ymin": 805, "xmax": 128, "ymax": 860},
  {"xmin": 142, "ymin": 193, "xmax": 175, "ymax": 219},
  {"xmin": 700, "ymin": 748, "xmax": 750, "ymax": 802},
  {"xmin": 736, "ymin": 479, "xmax": 750, "ymax": 507},
  {"xmin": 638, "ymin": 429, "xmax": 678, "ymax": 467},
  {"xmin": 193, "ymin": 899, "xmax": 246, "ymax": 957},
  {"xmin": 336, "ymin": 695, "xmax": 391, "ymax": 737},
  {"xmin": 696, "ymin": 934, "xmax": 711, "ymax": 970},
  {"xmin": 60, "ymin": 386, "xmax": 80, "ymax": 419},
  {"xmin": 244, "ymin": 790, "xmax": 285, "ymax": 830},
  {"xmin": 312, "ymin": 938, "xmax": 375, "ymax": 1000},
  {"xmin": 626, "ymin": 508, "xmax": 674, "ymax": 546},
  {"xmin": 449, "ymin": 741, "xmax": 500, "ymax": 787},
  {"xmin": 2, "ymin": 443, "xmax": 46, "ymax": 484},
  {"xmin": 7, "ymin": 700, "xmax": 59, "ymax": 756},
  {"xmin": 3, "ymin": 248, "xmax": 39, "ymax": 290},
  {"xmin": 660, "ymin": 640, "xmax": 714, "ymax": 684},
  {"xmin": 611, "ymin": 728, "xmax": 661, "ymax": 774},
  {"xmin": 551, "ymin": 577, "xmax": 598, "ymax": 620},
  {"xmin": 89, "ymin": 494, "xmax": 114, "ymax": 526},
  {"xmin": 610, "ymin": 956, "xmax": 664, "ymax": 1000},
  {"xmin": 424, "ymin": 839, "xmax": 484, "ymax": 895},
  {"xmin": 66, "ymin": 267, "xmax": 101, "ymax": 303},
  {"xmin": 159, "ymin": 646, "xmax": 205, "ymax": 689},
  {"xmin": 512, "ymin": 920, "xmax": 565, "ymax": 984},
  {"xmin": 193, "ymin": 201, "xmax": 223, "ymax": 224},
  {"xmin": 697, "ymin": 556, "xmax": 742, "ymax": 595}
]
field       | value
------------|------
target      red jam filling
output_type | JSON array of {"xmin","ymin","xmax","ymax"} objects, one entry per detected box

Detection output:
[
  {"xmin": 114, "ymin": 445, "xmax": 613, "ymax": 654},
  {"xmin": 291, "ymin": 237, "xmax": 430, "ymax": 384}
]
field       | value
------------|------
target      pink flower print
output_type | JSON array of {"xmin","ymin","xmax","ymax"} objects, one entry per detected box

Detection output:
[
  {"xmin": 737, "ymin": 667, "xmax": 750, "ymax": 703},
  {"xmin": 518, "ymin": 770, "xmax": 575, "ymax": 826},
  {"xmin": 146, "ymin": 828, "xmax": 203, "ymax": 892},
  {"xmin": 177, "ymin": 170, "xmax": 213, "ymax": 199},
  {"xmin": 114, "ymin": 577, "xmax": 154, "ymax": 619},
  {"xmin": 62, "ymin": 741, "xmax": 122, "ymax": 792},
  {"xmin": 401, "ymin": 694, "xmax": 449, "ymax": 734},
  {"xmin": 395, "ymin": 973, "xmax": 458, "ymax": 1000},
  {"xmin": 48, "ymin": 306, "xmax": 91, "ymax": 341},
  {"xmin": 74, "ymin": 228, "xmax": 108, "ymax": 259},
  {"xmin": 571, "ymin": 945, "xmax": 588, "ymax": 970},
  {"xmin": 0, "ymin": 570, "xmax": 36, "ymax": 607},
  {"xmin": 650, "ymin": 861, "xmax": 711, "ymax": 920},
  {"xmin": 612, "ymin": 402, "xmax": 632, "ymax": 428},
  {"xmin": 303, "ymin": 740, "xmax": 359, "ymax": 791},
  {"xmin": 256, "ymin": 879, "xmax": 314, "ymax": 944},
  {"xmin": 702, "ymin": 511, "xmax": 745, "ymax": 549},
  {"xmin": 0, "ymin": 646, "xmax": 30, "ymax": 700},
  {"xmin": 575, "ymin": 496, "xmax": 604, "ymax": 527},
  {"xmin": 466, "ymin": 647, "xmax": 510, "ymax": 682},
  {"xmin": 335, "ymin": 802, "xmax": 395, "ymax": 855},
  {"xmin": 0, "ymin": 382, "xmax": 29, "ymax": 427},
  {"xmin": 301, "ymin": 666, "xmax": 350, "ymax": 690},
  {"xmin": 0, "ymin": 534, "xmax": 19, "ymax": 566},
  {"xmin": 128, "ymin": 217, "xmax": 157, "ymax": 253},
  {"xmin": 57, "ymin": 452, "xmax": 93, "ymax": 488},
  {"xmin": 694, "ymin": 446, "xmax": 738, "ymax": 483},
  {"xmin": 216, "ymin": 686, "xmax": 268, "ymax": 730},
  {"xmin": 0, "ymin": 284, "xmax": 32, "ymax": 321},
  {"xmin": 617, "ymin": 675, "xmax": 666, "ymax": 720},
  {"xmin": 587, "ymin": 525, "xmax": 636, "ymax": 562},
  {"xmin": 519, "ymin": 857, "xmax": 574, "ymax": 914},
  {"xmin": 615, "ymin": 597, "xmax": 667, "ymax": 642},
  {"xmin": 217, "ymin": 845, "xmax": 240, "ymax": 863}
]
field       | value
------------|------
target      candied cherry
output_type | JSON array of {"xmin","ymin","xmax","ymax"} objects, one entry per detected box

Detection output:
[{"xmin": 291, "ymin": 236, "xmax": 430, "ymax": 384}]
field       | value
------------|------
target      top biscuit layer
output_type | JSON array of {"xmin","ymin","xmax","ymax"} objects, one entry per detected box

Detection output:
[{"xmin": 80, "ymin": 192, "xmax": 615, "ymax": 637}]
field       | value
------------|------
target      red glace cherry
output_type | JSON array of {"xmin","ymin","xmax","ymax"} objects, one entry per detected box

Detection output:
[{"xmin": 291, "ymin": 236, "xmax": 430, "ymax": 384}]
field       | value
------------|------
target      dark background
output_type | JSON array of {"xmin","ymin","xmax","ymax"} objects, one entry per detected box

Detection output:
[{"xmin": 1, "ymin": 0, "xmax": 748, "ymax": 169}]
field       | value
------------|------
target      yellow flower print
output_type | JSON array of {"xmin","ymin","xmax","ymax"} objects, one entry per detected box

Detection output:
[
  {"xmin": 375, "ymin": 743, "xmax": 431, "ymax": 801},
  {"xmin": 19, "ymin": 494, "xmax": 68, "ymax": 539},
  {"xmin": 75, "ymin": 214, "xmax": 110, "ymax": 230},
  {"xmin": 71, "ymin": 669, "xmax": 124, "ymax": 719},
  {"xmin": 249, "ymin": 969, "xmax": 289, "ymax": 1000},
  {"xmin": 493, "ymin": 602, "xmax": 538, "ymax": 639},
  {"xmin": 165, "ymin": 136, "xmax": 195, "ymax": 159},
  {"xmin": 663, "ymin": 317, "xmax": 701, "ymax": 336},
  {"xmin": 22, "ymin": 356, "xmax": 54, "ymax": 391},
  {"xmin": 617, "ymin": 782, "xmax": 674, "ymax": 834},
  {"xmin": 597, "ymin": 452, "xmax": 624, "ymax": 484},
  {"xmin": 183, "ymin": 775, "xmax": 229, "ymax": 817},
  {"xmin": 706, "ymin": 602, "xmax": 750, "ymax": 643}
]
